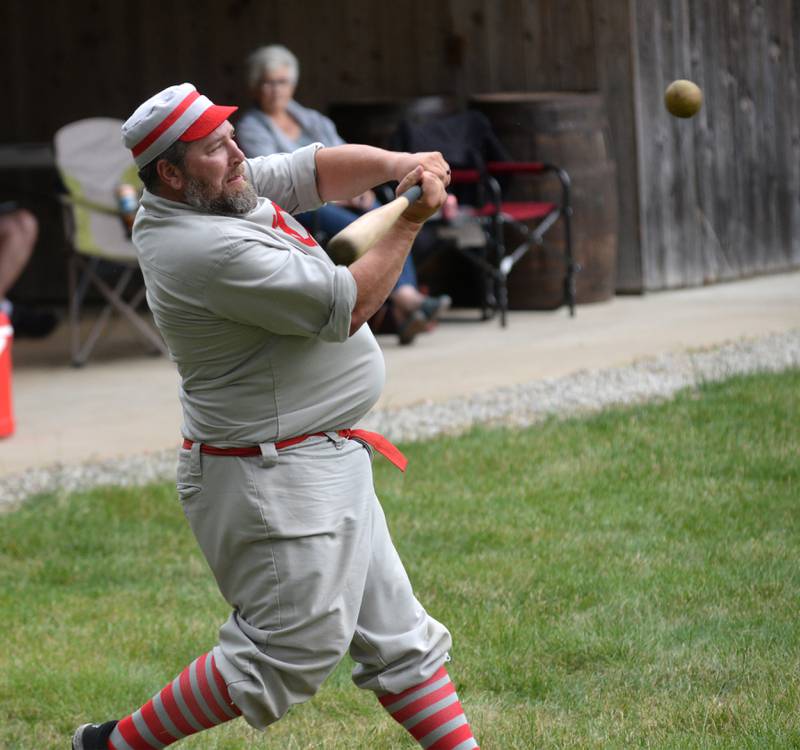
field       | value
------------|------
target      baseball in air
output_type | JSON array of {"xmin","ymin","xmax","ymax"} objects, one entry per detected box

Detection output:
[{"xmin": 664, "ymin": 79, "xmax": 703, "ymax": 118}]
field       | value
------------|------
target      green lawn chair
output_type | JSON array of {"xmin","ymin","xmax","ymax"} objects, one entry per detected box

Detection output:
[{"xmin": 53, "ymin": 117, "xmax": 167, "ymax": 366}]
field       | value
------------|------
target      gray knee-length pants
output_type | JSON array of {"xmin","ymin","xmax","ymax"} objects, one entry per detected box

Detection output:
[{"xmin": 176, "ymin": 433, "xmax": 452, "ymax": 731}]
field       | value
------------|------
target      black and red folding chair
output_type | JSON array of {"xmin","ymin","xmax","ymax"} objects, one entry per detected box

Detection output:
[{"xmin": 391, "ymin": 111, "xmax": 577, "ymax": 325}]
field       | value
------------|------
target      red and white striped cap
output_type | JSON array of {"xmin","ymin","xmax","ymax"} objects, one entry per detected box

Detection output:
[{"xmin": 122, "ymin": 83, "xmax": 238, "ymax": 168}]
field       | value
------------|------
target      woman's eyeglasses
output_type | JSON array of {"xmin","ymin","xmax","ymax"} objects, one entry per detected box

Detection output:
[{"xmin": 260, "ymin": 78, "xmax": 293, "ymax": 89}]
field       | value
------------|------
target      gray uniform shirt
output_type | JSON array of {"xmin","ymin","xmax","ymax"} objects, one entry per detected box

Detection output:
[{"xmin": 133, "ymin": 144, "xmax": 385, "ymax": 445}]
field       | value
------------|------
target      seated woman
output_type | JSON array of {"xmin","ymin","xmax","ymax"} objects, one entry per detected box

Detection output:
[{"xmin": 236, "ymin": 44, "xmax": 449, "ymax": 345}]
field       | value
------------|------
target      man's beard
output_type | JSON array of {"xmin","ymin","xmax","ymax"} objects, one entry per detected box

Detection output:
[{"xmin": 184, "ymin": 173, "xmax": 258, "ymax": 215}]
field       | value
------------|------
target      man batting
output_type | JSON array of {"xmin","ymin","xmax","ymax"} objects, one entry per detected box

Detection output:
[{"xmin": 71, "ymin": 83, "xmax": 480, "ymax": 750}]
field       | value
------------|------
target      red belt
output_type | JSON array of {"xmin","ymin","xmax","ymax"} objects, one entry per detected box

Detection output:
[{"xmin": 182, "ymin": 429, "xmax": 407, "ymax": 472}]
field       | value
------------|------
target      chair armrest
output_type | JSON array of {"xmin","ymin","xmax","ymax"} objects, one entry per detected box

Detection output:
[
  {"xmin": 449, "ymin": 169, "xmax": 502, "ymax": 212},
  {"xmin": 486, "ymin": 161, "xmax": 547, "ymax": 175},
  {"xmin": 453, "ymin": 162, "xmax": 566, "ymax": 185},
  {"xmin": 487, "ymin": 161, "xmax": 572, "ymax": 212},
  {"xmin": 486, "ymin": 161, "xmax": 570, "ymax": 191},
  {"xmin": 449, "ymin": 168, "xmax": 482, "ymax": 184},
  {"xmin": 452, "ymin": 161, "xmax": 571, "ymax": 216}
]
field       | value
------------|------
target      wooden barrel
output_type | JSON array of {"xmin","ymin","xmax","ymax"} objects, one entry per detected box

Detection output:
[
  {"xmin": 470, "ymin": 92, "xmax": 619, "ymax": 308},
  {"xmin": 328, "ymin": 96, "xmax": 458, "ymax": 150}
]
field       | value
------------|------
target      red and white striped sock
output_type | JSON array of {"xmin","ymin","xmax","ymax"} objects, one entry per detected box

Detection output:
[
  {"xmin": 378, "ymin": 666, "xmax": 479, "ymax": 749},
  {"xmin": 107, "ymin": 651, "xmax": 241, "ymax": 749}
]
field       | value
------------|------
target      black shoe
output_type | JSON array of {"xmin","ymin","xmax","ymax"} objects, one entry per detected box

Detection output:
[
  {"xmin": 397, "ymin": 310, "xmax": 428, "ymax": 345},
  {"xmin": 71, "ymin": 721, "xmax": 118, "ymax": 749},
  {"xmin": 10, "ymin": 304, "xmax": 58, "ymax": 339}
]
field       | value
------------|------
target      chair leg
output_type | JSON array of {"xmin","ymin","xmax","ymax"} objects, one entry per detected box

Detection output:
[
  {"xmin": 72, "ymin": 266, "xmax": 135, "ymax": 366},
  {"xmin": 492, "ymin": 216, "xmax": 509, "ymax": 326},
  {"xmin": 69, "ymin": 255, "xmax": 103, "ymax": 367},
  {"xmin": 68, "ymin": 256, "xmax": 168, "ymax": 366},
  {"xmin": 68, "ymin": 254, "xmax": 82, "ymax": 367},
  {"xmin": 565, "ymin": 264, "xmax": 578, "ymax": 318},
  {"xmin": 563, "ymin": 207, "xmax": 577, "ymax": 317},
  {"xmin": 474, "ymin": 245, "xmax": 495, "ymax": 321},
  {"xmin": 84, "ymin": 263, "xmax": 168, "ymax": 357},
  {"xmin": 496, "ymin": 272, "xmax": 508, "ymax": 327},
  {"xmin": 482, "ymin": 264, "xmax": 496, "ymax": 321}
]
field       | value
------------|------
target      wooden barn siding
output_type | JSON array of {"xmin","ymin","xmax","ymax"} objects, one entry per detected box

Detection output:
[
  {"xmin": 1, "ymin": 0, "xmax": 615, "ymax": 303},
  {"xmin": 3, "ymin": 0, "xmax": 796, "ymax": 301},
  {"xmin": 632, "ymin": 0, "xmax": 800, "ymax": 289},
  {"xmin": 1, "ymin": 0, "xmax": 599, "ymax": 141},
  {"xmin": 593, "ymin": 0, "xmax": 641, "ymax": 291}
]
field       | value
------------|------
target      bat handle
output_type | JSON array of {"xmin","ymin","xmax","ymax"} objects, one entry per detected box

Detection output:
[{"xmin": 398, "ymin": 184, "xmax": 422, "ymax": 205}]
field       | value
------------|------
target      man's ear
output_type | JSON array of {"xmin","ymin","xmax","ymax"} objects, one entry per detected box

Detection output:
[{"xmin": 156, "ymin": 159, "xmax": 185, "ymax": 191}]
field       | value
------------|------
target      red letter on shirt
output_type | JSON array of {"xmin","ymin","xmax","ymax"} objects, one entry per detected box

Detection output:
[{"xmin": 271, "ymin": 202, "xmax": 318, "ymax": 248}]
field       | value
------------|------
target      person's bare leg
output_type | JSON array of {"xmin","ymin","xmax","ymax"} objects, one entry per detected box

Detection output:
[
  {"xmin": 391, "ymin": 284, "xmax": 425, "ymax": 319},
  {"xmin": 0, "ymin": 209, "xmax": 57, "ymax": 338},
  {"xmin": 391, "ymin": 284, "xmax": 427, "ymax": 345},
  {"xmin": 0, "ymin": 209, "xmax": 37, "ymax": 299}
]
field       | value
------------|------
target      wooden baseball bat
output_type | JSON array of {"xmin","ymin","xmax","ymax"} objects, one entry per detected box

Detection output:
[{"xmin": 326, "ymin": 185, "xmax": 423, "ymax": 265}]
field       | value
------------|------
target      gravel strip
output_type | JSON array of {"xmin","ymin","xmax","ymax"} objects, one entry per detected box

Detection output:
[{"xmin": 2, "ymin": 329, "xmax": 798, "ymax": 509}]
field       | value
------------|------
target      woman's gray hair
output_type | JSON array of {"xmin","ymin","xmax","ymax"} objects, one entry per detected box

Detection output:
[{"xmin": 246, "ymin": 45, "xmax": 299, "ymax": 91}]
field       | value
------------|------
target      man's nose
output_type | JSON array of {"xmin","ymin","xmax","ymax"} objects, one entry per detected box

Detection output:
[{"xmin": 228, "ymin": 139, "xmax": 245, "ymax": 163}]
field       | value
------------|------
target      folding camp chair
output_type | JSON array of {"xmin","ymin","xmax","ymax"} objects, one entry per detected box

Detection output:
[
  {"xmin": 53, "ymin": 118, "xmax": 167, "ymax": 366},
  {"xmin": 391, "ymin": 110, "xmax": 577, "ymax": 325}
]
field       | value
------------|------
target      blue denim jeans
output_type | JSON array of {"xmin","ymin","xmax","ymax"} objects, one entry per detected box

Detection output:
[{"xmin": 296, "ymin": 204, "xmax": 417, "ymax": 291}]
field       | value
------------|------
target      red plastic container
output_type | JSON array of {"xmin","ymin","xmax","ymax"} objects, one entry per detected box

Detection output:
[{"xmin": 0, "ymin": 311, "xmax": 14, "ymax": 437}]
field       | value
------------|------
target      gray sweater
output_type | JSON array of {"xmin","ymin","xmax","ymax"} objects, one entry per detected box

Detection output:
[{"xmin": 236, "ymin": 100, "xmax": 346, "ymax": 157}]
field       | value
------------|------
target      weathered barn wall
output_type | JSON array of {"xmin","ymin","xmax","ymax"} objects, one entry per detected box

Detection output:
[
  {"xmin": 1, "ymin": 0, "xmax": 610, "ymax": 303},
  {"xmin": 632, "ymin": 0, "xmax": 800, "ymax": 288},
  {"xmin": 1, "ymin": 0, "xmax": 797, "ymax": 302},
  {"xmin": 593, "ymin": 0, "xmax": 641, "ymax": 292},
  {"xmin": 0, "ymin": 0, "xmax": 600, "ymax": 140}
]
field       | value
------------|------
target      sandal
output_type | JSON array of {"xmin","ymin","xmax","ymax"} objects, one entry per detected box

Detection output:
[{"xmin": 397, "ymin": 310, "xmax": 428, "ymax": 345}]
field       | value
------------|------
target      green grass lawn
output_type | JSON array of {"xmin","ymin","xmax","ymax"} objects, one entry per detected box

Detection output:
[{"xmin": 1, "ymin": 369, "xmax": 799, "ymax": 749}]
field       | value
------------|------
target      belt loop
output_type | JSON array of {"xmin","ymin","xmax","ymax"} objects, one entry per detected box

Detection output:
[
  {"xmin": 258, "ymin": 442, "xmax": 279, "ymax": 468},
  {"xmin": 325, "ymin": 431, "xmax": 346, "ymax": 450},
  {"xmin": 189, "ymin": 441, "xmax": 202, "ymax": 477}
]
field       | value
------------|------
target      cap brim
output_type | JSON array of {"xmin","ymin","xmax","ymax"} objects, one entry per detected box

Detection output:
[{"xmin": 179, "ymin": 104, "xmax": 238, "ymax": 142}]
